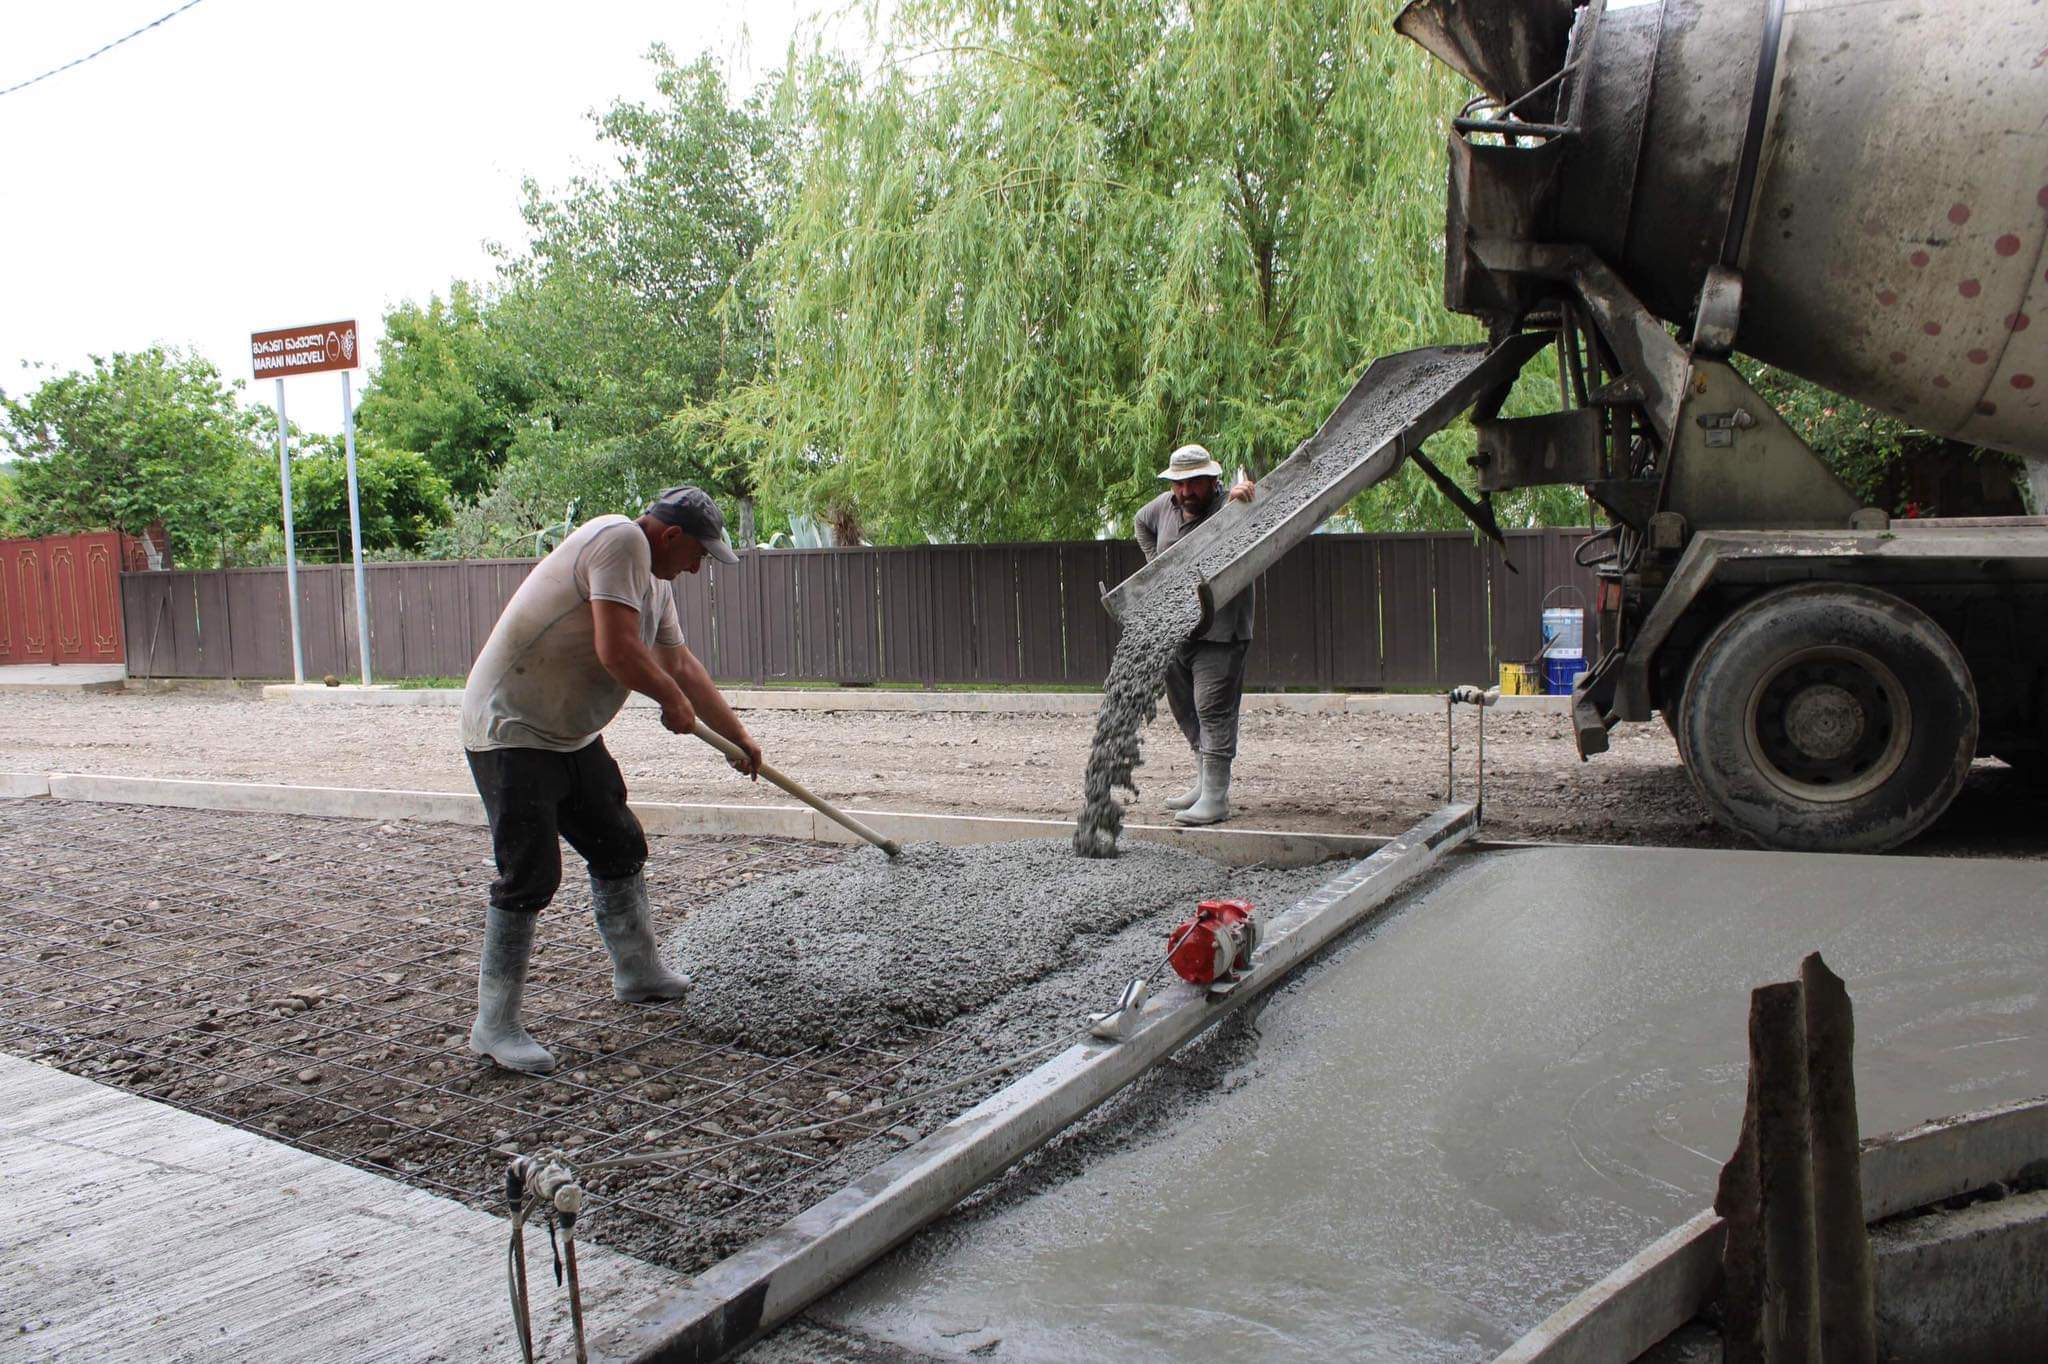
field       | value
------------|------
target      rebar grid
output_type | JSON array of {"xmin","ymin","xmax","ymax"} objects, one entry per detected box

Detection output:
[{"xmin": 0, "ymin": 799, "xmax": 975, "ymax": 1274}]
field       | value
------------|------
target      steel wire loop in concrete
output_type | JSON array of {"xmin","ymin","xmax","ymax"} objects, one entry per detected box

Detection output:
[{"xmin": 0, "ymin": 800, "xmax": 986, "ymax": 1274}]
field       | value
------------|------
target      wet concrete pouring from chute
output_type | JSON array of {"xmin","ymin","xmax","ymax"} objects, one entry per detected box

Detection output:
[{"xmin": 1073, "ymin": 346, "xmax": 1475, "ymax": 857}]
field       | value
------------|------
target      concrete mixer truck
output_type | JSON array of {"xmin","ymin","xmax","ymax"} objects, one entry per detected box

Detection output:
[
  {"xmin": 1100, "ymin": 0, "xmax": 2044, "ymax": 852},
  {"xmin": 1393, "ymin": 0, "xmax": 2048, "ymax": 852}
]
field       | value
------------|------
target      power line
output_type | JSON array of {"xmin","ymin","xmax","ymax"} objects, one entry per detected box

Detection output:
[{"xmin": 0, "ymin": 1, "xmax": 209, "ymax": 100}]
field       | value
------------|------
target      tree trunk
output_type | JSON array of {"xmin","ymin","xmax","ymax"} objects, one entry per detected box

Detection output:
[{"xmin": 823, "ymin": 504, "xmax": 863, "ymax": 547}]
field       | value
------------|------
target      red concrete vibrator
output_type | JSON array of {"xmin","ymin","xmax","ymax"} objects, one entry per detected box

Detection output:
[
  {"xmin": 1088, "ymin": 899, "xmax": 1263, "ymax": 1042},
  {"xmin": 1166, "ymin": 899, "xmax": 1259, "ymax": 990}
]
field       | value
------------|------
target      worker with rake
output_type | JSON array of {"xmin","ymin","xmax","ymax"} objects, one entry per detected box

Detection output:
[
  {"xmin": 1135, "ymin": 444, "xmax": 1257, "ymax": 826},
  {"xmin": 459, "ymin": 485, "xmax": 763, "ymax": 1073}
]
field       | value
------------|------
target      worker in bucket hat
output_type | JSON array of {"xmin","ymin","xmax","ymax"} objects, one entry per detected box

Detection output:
[
  {"xmin": 1132, "ymin": 444, "xmax": 1257, "ymax": 826},
  {"xmin": 458, "ymin": 485, "xmax": 761, "ymax": 1073}
]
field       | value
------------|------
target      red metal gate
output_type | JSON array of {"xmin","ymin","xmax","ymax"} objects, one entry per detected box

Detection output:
[{"xmin": 0, "ymin": 532, "xmax": 132, "ymax": 666}]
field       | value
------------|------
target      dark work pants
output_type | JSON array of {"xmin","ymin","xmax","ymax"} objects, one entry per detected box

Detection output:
[
  {"xmin": 466, "ymin": 738, "xmax": 648, "ymax": 913},
  {"xmin": 1164, "ymin": 639, "xmax": 1251, "ymax": 760}
]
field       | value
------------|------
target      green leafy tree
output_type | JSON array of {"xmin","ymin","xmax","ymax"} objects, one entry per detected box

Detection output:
[
  {"xmin": 0, "ymin": 348, "xmax": 272, "ymax": 563},
  {"xmin": 723, "ymin": 0, "xmax": 1554, "ymax": 542},
  {"xmin": 280, "ymin": 438, "xmax": 453, "ymax": 557},
  {"xmin": 351, "ymin": 49, "xmax": 789, "ymax": 554},
  {"xmin": 1739, "ymin": 361, "xmax": 2028, "ymax": 516},
  {"xmin": 354, "ymin": 282, "xmax": 532, "ymax": 499},
  {"xmin": 0, "ymin": 460, "xmax": 23, "ymax": 536},
  {"xmin": 486, "ymin": 47, "xmax": 793, "ymax": 531},
  {"xmin": 424, "ymin": 473, "xmax": 569, "ymax": 560}
]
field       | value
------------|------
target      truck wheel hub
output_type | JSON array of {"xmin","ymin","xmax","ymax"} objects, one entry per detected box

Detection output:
[
  {"xmin": 1746, "ymin": 648, "xmax": 1912, "ymax": 803},
  {"xmin": 1783, "ymin": 684, "xmax": 1864, "ymax": 761}
]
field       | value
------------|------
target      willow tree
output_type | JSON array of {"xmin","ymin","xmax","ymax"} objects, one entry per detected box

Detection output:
[{"xmin": 728, "ymin": 0, "xmax": 1556, "ymax": 543}]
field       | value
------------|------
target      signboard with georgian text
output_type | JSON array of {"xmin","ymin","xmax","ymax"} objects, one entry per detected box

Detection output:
[{"xmin": 250, "ymin": 319, "xmax": 359, "ymax": 378}]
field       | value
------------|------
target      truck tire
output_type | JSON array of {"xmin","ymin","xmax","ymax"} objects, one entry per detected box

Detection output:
[{"xmin": 1675, "ymin": 584, "xmax": 1977, "ymax": 853}]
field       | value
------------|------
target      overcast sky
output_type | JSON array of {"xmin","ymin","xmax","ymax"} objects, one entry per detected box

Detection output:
[{"xmin": 0, "ymin": 1, "xmax": 862, "ymax": 435}]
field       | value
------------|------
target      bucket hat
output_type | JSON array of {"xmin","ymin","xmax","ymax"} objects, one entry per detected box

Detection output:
[{"xmin": 1158, "ymin": 443, "xmax": 1224, "ymax": 481}]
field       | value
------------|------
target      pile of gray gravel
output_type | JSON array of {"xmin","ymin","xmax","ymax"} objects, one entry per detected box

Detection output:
[{"xmin": 663, "ymin": 838, "xmax": 1336, "ymax": 1054}]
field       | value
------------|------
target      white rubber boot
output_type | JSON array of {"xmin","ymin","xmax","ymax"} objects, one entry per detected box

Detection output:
[
  {"xmin": 470, "ymin": 908, "xmax": 556, "ymax": 1074},
  {"xmin": 1175, "ymin": 756, "xmax": 1232, "ymax": 826},
  {"xmin": 591, "ymin": 871, "xmax": 692, "ymax": 1003},
  {"xmin": 1164, "ymin": 752, "xmax": 1205, "ymax": 812}
]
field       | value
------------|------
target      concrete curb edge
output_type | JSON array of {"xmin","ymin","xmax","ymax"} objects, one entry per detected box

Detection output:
[
  {"xmin": 257, "ymin": 683, "xmax": 1572, "ymax": 717},
  {"xmin": 1495, "ymin": 1096, "xmax": 2048, "ymax": 1363},
  {"xmin": 4, "ymin": 772, "xmax": 1383, "ymax": 868}
]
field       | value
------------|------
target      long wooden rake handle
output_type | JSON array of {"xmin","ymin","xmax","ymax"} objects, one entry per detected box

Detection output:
[{"xmin": 691, "ymin": 720, "xmax": 903, "ymax": 857}]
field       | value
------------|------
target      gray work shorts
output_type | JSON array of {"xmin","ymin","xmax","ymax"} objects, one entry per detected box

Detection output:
[{"xmin": 1164, "ymin": 639, "xmax": 1251, "ymax": 759}]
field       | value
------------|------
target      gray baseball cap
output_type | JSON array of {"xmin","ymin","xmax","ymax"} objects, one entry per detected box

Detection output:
[{"xmin": 643, "ymin": 485, "xmax": 740, "ymax": 564}]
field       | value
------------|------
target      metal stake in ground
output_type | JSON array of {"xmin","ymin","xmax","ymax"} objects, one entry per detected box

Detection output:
[{"xmin": 691, "ymin": 720, "xmax": 902, "ymax": 857}]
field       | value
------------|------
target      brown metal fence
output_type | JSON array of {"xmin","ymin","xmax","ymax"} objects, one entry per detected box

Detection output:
[
  {"xmin": 120, "ymin": 529, "xmax": 1598, "ymax": 689},
  {"xmin": 0, "ymin": 532, "xmax": 141, "ymax": 667}
]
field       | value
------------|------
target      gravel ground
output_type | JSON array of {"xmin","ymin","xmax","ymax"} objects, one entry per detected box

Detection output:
[
  {"xmin": 0, "ymin": 801, "xmax": 889, "ymax": 1279},
  {"xmin": 0, "ymin": 799, "xmax": 1327, "ymax": 1284},
  {"xmin": 2, "ymin": 687, "xmax": 2043, "ymax": 856}
]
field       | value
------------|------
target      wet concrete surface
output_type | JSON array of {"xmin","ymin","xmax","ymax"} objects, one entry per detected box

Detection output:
[{"xmin": 762, "ymin": 843, "xmax": 2046, "ymax": 1362}]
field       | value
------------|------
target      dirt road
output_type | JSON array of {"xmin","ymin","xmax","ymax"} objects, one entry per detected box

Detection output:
[{"xmin": 4, "ymin": 688, "xmax": 2041, "ymax": 856}]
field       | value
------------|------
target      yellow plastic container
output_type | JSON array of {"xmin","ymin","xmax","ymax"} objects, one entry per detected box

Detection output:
[{"xmin": 1499, "ymin": 662, "xmax": 1540, "ymax": 696}]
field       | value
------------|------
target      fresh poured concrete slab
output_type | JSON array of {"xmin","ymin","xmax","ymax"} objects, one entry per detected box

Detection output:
[{"xmin": 787, "ymin": 844, "xmax": 2047, "ymax": 1363}]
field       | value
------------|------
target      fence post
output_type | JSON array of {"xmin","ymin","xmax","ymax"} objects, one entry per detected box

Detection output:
[{"xmin": 219, "ymin": 566, "xmax": 236, "ymax": 681}]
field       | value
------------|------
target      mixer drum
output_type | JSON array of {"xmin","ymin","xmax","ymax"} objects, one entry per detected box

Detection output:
[{"xmin": 1456, "ymin": 0, "xmax": 2048, "ymax": 473}]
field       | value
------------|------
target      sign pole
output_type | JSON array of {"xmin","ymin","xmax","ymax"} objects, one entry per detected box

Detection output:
[
  {"xmin": 341, "ymin": 370, "xmax": 372, "ymax": 684},
  {"xmin": 253, "ymin": 318, "xmax": 357, "ymax": 688},
  {"xmin": 274, "ymin": 378, "xmax": 305, "ymax": 684}
]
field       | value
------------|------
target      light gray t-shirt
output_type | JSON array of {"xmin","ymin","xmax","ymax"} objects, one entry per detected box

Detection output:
[
  {"xmin": 461, "ymin": 515, "xmax": 684, "ymax": 752},
  {"xmin": 1134, "ymin": 488, "xmax": 1256, "ymax": 643}
]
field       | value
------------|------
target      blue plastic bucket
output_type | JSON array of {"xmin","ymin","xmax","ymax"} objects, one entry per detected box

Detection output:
[
  {"xmin": 1540, "ymin": 607, "xmax": 1584, "ymax": 657},
  {"xmin": 1543, "ymin": 652, "xmax": 1584, "ymax": 695}
]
